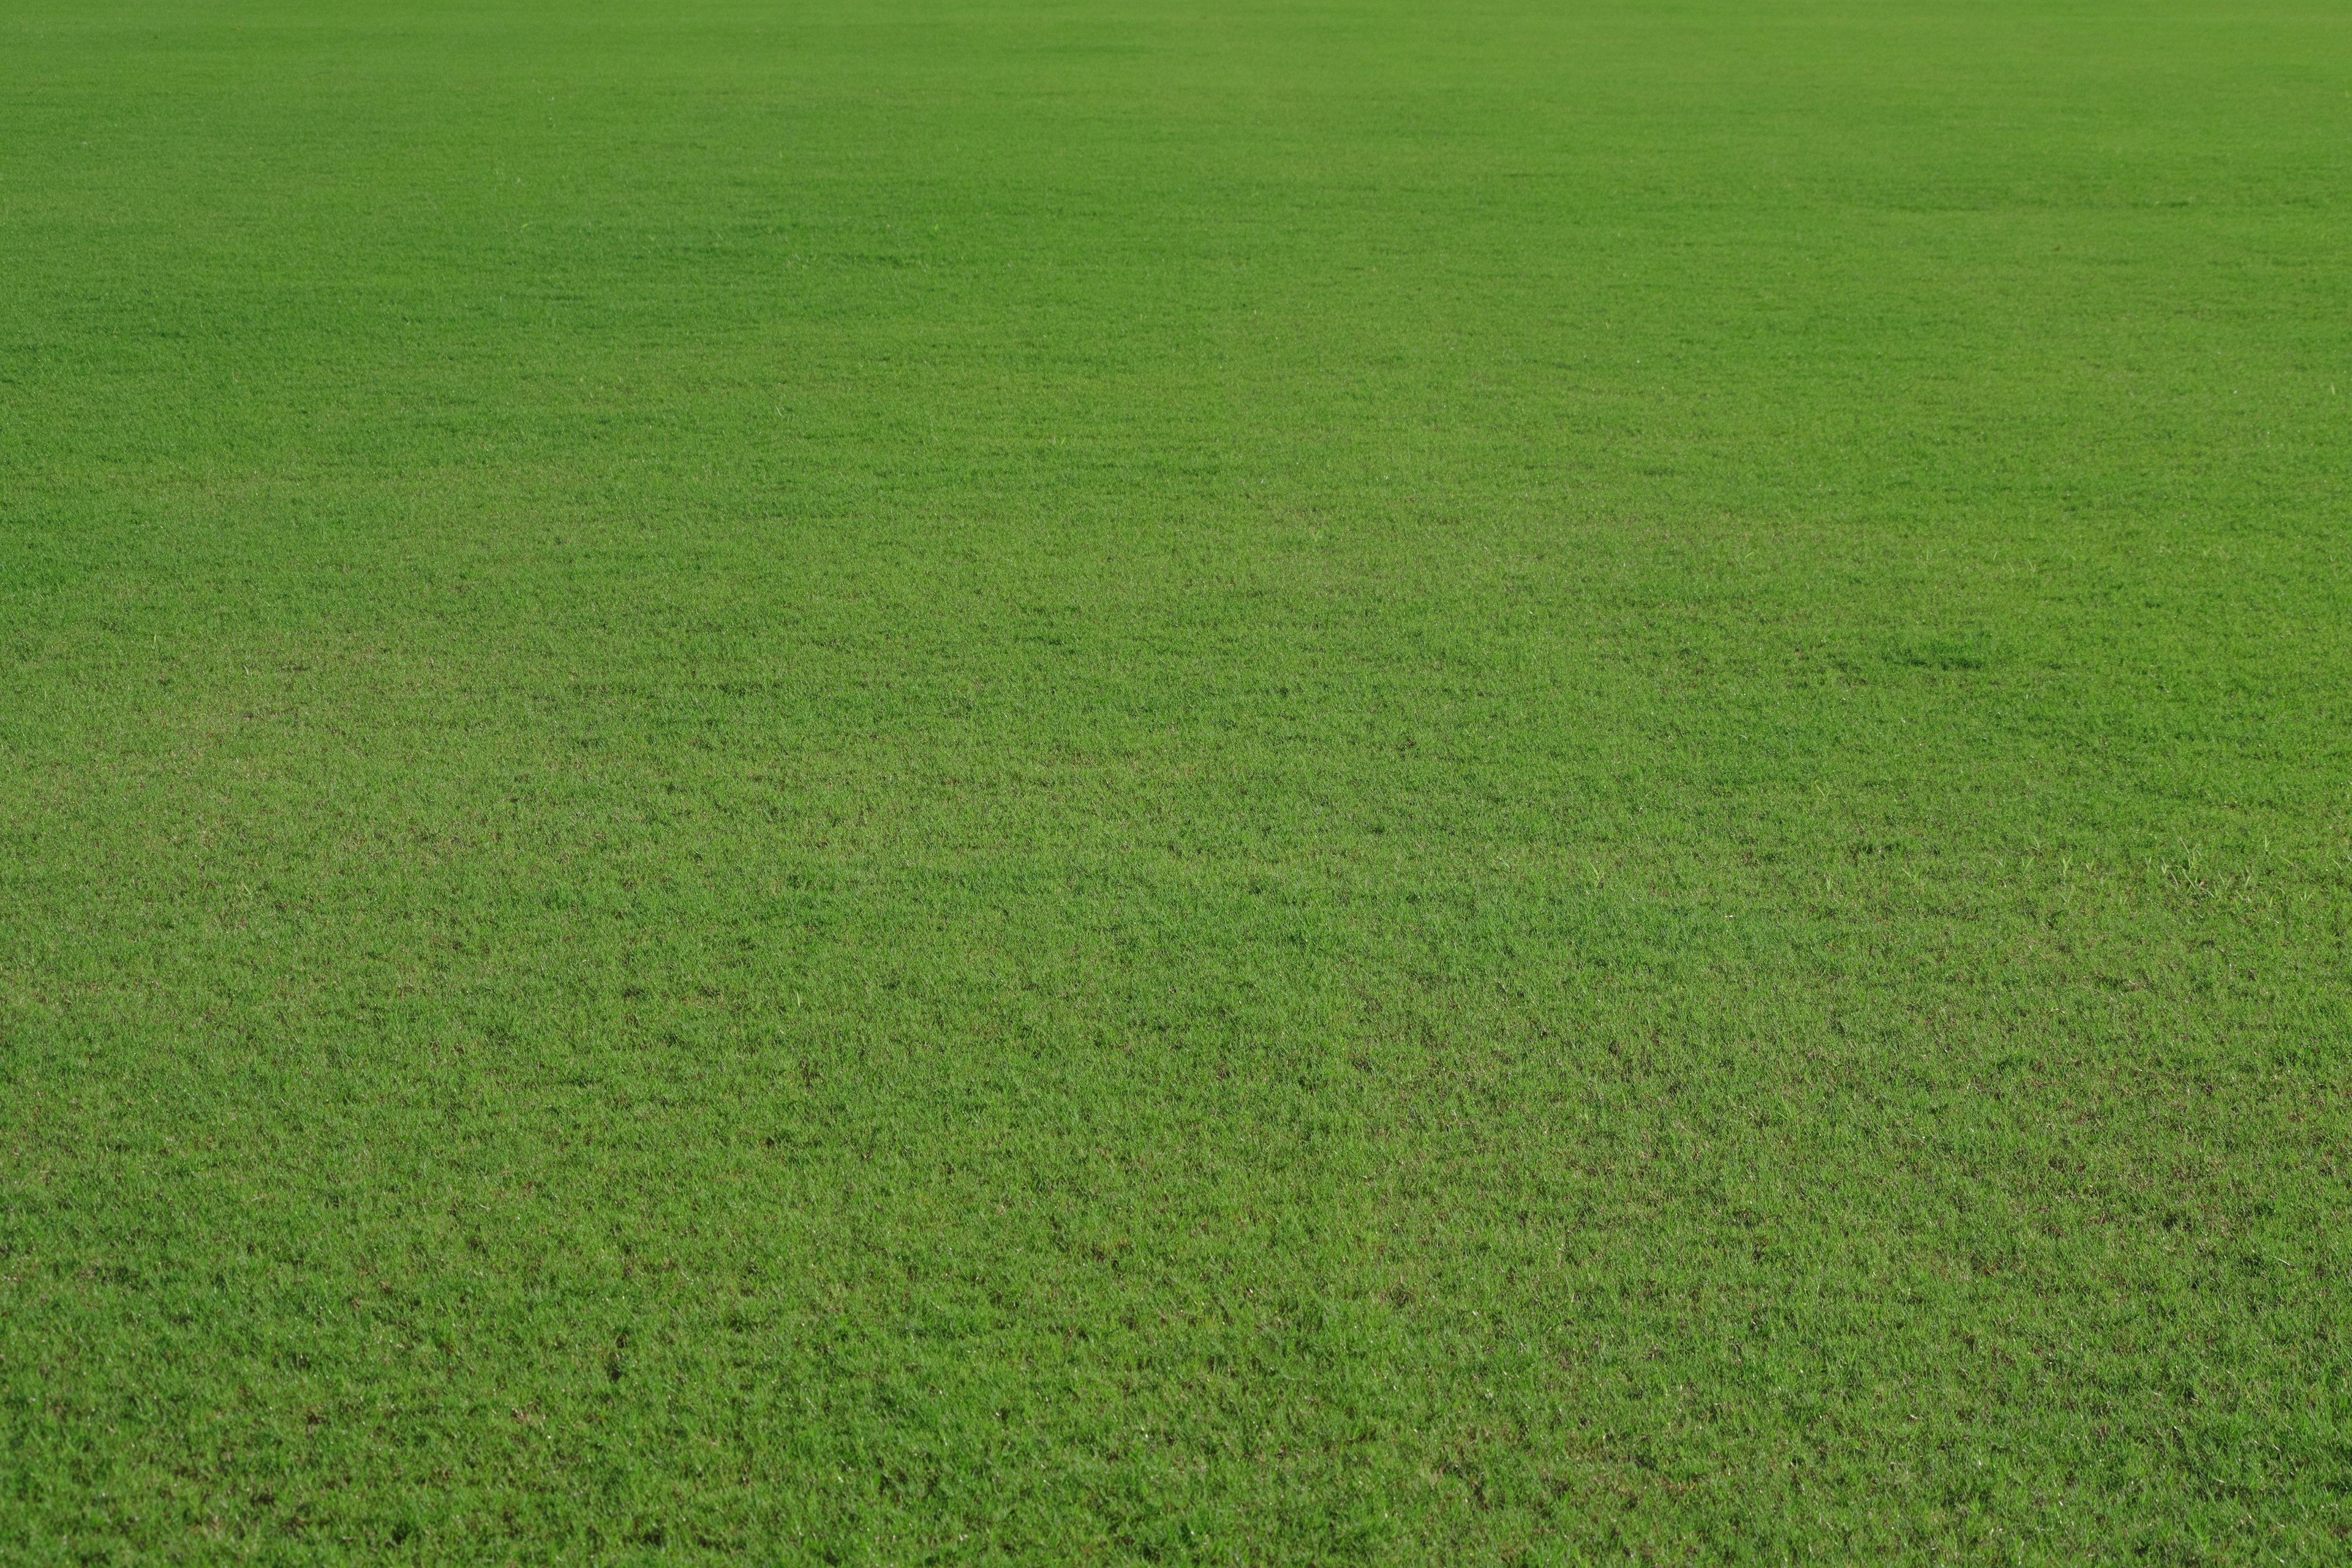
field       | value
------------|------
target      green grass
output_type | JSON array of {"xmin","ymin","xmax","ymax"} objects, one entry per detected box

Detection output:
[{"xmin": 5, "ymin": 0, "xmax": 2351, "ymax": 1560}]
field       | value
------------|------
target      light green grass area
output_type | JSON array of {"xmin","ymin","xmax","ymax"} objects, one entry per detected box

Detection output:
[{"xmin": 5, "ymin": 1, "xmax": 2351, "ymax": 1560}]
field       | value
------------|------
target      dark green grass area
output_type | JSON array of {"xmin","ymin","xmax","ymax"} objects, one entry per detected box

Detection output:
[{"xmin": 6, "ymin": 0, "xmax": 2352, "ymax": 1559}]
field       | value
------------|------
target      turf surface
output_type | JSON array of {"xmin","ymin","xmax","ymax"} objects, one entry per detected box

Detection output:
[{"xmin": 5, "ymin": 0, "xmax": 2351, "ymax": 1560}]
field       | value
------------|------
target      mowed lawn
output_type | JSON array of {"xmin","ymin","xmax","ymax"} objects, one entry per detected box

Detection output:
[{"xmin": 4, "ymin": 0, "xmax": 2350, "ymax": 1560}]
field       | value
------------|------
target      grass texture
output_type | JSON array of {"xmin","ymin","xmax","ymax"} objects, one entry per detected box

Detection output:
[{"xmin": 5, "ymin": 1, "xmax": 2351, "ymax": 1561}]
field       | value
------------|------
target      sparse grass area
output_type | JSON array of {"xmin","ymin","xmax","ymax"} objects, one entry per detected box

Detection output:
[{"xmin": 4, "ymin": 1, "xmax": 2351, "ymax": 1560}]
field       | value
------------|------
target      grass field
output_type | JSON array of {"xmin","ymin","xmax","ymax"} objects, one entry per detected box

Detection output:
[{"xmin": 5, "ymin": 0, "xmax": 2351, "ymax": 1560}]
